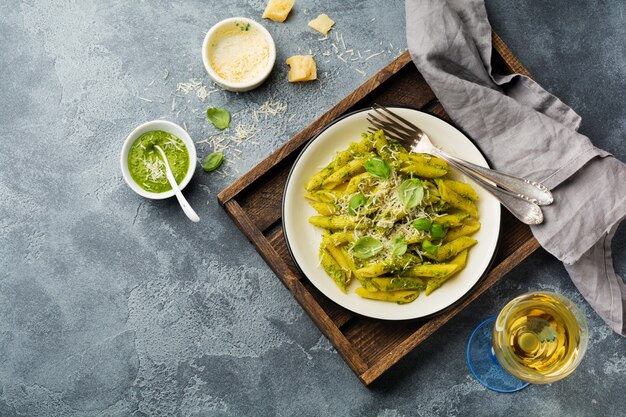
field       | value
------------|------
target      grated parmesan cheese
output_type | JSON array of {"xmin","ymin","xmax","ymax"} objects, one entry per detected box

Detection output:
[
  {"xmin": 176, "ymin": 79, "xmax": 217, "ymax": 101},
  {"xmin": 143, "ymin": 157, "xmax": 165, "ymax": 182},
  {"xmin": 208, "ymin": 23, "xmax": 270, "ymax": 84},
  {"xmin": 256, "ymin": 96, "xmax": 288, "ymax": 118}
]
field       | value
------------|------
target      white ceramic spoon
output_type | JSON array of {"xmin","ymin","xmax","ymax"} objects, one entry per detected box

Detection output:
[{"xmin": 154, "ymin": 145, "xmax": 200, "ymax": 222}]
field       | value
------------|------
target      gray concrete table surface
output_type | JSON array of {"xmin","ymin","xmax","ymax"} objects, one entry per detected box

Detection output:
[{"xmin": 0, "ymin": 0, "xmax": 624, "ymax": 416}]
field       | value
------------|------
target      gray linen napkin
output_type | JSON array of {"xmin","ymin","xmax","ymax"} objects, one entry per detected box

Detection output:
[{"xmin": 406, "ymin": 0, "xmax": 626, "ymax": 335}]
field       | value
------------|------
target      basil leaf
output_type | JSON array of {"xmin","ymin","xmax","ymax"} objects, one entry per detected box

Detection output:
[
  {"xmin": 348, "ymin": 193, "xmax": 366, "ymax": 215},
  {"xmin": 203, "ymin": 152, "xmax": 224, "ymax": 172},
  {"xmin": 363, "ymin": 157, "xmax": 391, "ymax": 179},
  {"xmin": 421, "ymin": 240, "xmax": 439, "ymax": 255},
  {"xmin": 352, "ymin": 236, "xmax": 383, "ymax": 259},
  {"xmin": 430, "ymin": 222, "xmax": 447, "ymax": 239},
  {"xmin": 413, "ymin": 218, "xmax": 432, "ymax": 231},
  {"xmin": 206, "ymin": 107, "xmax": 231, "ymax": 130},
  {"xmin": 398, "ymin": 178, "xmax": 424, "ymax": 209},
  {"xmin": 390, "ymin": 236, "xmax": 407, "ymax": 257}
]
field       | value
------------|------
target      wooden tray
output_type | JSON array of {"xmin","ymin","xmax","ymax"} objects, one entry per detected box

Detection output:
[{"xmin": 217, "ymin": 33, "xmax": 541, "ymax": 385}]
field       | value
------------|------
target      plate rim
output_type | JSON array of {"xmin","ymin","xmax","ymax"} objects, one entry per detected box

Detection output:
[{"xmin": 281, "ymin": 106, "xmax": 502, "ymax": 321}]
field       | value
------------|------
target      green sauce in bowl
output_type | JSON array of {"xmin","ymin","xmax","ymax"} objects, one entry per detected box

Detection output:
[{"xmin": 127, "ymin": 130, "xmax": 190, "ymax": 193}]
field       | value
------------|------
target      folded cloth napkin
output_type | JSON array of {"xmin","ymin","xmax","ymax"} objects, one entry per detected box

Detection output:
[{"xmin": 406, "ymin": 0, "xmax": 626, "ymax": 335}]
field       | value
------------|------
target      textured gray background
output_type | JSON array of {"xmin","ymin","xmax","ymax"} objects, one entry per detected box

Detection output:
[{"xmin": 1, "ymin": 0, "xmax": 625, "ymax": 416}]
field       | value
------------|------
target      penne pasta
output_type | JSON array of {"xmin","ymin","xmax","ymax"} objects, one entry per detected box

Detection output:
[
  {"xmin": 305, "ymin": 130, "xmax": 480, "ymax": 302},
  {"xmin": 423, "ymin": 236, "xmax": 477, "ymax": 262},
  {"xmin": 425, "ymin": 250, "xmax": 468, "ymax": 295},
  {"xmin": 437, "ymin": 179, "xmax": 479, "ymax": 218},
  {"xmin": 444, "ymin": 219, "xmax": 481, "ymax": 242},
  {"xmin": 355, "ymin": 287, "xmax": 419, "ymax": 304},
  {"xmin": 321, "ymin": 155, "xmax": 372, "ymax": 189},
  {"xmin": 309, "ymin": 215, "xmax": 372, "ymax": 230}
]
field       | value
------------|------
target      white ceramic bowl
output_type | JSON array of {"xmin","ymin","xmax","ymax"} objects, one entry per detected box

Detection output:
[
  {"xmin": 202, "ymin": 17, "xmax": 276, "ymax": 92},
  {"xmin": 120, "ymin": 120, "xmax": 197, "ymax": 200},
  {"xmin": 282, "ymin": 108, "xmax": 501, "ymax": 320}
]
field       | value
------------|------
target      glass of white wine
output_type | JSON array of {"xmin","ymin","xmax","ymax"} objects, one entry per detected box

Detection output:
[{"xmin": 466, "ymin": 291, "xmax": 589, "ymax": 392}]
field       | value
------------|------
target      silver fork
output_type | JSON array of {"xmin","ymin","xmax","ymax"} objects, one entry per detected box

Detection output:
[{"xmin": 367, "ymin": 106, "xmax": 552, "ymax": 225}]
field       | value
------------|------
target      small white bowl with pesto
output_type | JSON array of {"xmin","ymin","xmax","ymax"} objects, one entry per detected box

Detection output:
[
  {"xmin": 202, "ymin": 17, "xmax": 276, "ymax": 92},
  {"xmin": 120, "ymin": 120, "xmax": 197, "ymax": 200}
]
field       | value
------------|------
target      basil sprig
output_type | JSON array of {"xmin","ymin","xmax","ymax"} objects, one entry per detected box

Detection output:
[
  {"xmin": 398, "ymin": 178, "xmax": 424, "ymax": 209},
  {"xmin": 364, "ymin": 157, "xmax": 391, "ymax": 179},
  {"xmin": 352, "ymin": 236, "xmax": 384, "ymax": 259}
]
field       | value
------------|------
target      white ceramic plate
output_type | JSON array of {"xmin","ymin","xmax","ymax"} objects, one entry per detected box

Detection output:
[{"xmin": 283, "ymin": 108, "xmax": 501, "ymax": 320}]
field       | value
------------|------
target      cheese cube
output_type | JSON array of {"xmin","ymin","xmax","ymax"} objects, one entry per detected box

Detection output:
[
  {"xmin": 308, "ymin": 14, "xmax": 335, "ymax": 35},
  {"xmin": 286, "ymin": 55, "xmax": 317, "ymax": 82},
  {"xmin": 262, "ymin": 0, "xmax": 295, "ymax": 23}
]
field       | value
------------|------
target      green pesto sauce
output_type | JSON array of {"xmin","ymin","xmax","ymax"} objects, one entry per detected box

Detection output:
[{"xmin": 128, "ymin": 130, "xmax": 189, "ymax": 193}]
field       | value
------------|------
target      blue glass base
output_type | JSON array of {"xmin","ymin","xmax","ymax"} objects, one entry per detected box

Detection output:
[{"xmin": 467, "ymin": 316, "xmax": 530, "ymax": 393}]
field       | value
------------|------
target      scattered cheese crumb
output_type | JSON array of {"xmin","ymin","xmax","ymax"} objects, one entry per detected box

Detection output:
[
  {"xmin": 234, "ymin": 123, "xmax": 258, "ymax": 143},
  {"xmin": 202, "ymin": 123, "xmax": 259, "ymax": 155},
  {"xmin": 176, "ymin": 79, "xmax": 202, "ymax": 94},
  {"xmin": 196, "ymin": 85, "xmax": 211, "ymax": 101},
  {"xmin": 286, "ymin": 55, "xmax": 317, "ymax": 82},
  {"xmin": 336, "ymin": 32, "xmax": 346, "ymax": 50},
  {"xmin": 256, "ymin": 96, "xmax": 288, "ymax": 118},
  {"xmin": 364, "ymin": 51, "xmax": 383, "ymax": 61},
  {"xmin": 308, "ymin": 14, "xmax": 335, "ymax": 36},
  {"xmin": 262, "ymin": 0, "xmax": 295, "ymax": 23},
  {"xmin": 176, "ymin": 79, "xmax": 217, "ymax": 101}
]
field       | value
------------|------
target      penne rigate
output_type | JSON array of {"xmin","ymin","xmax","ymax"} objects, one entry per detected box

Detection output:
[{"xmin": 306, "ymin": 130, "xmax": 481, "ymax": 304}]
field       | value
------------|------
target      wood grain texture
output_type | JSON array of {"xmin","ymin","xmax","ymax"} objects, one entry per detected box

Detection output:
[
  {"xmin": 492, "ymin": 32, "xmax": 532, "ymax": 78},
  {"xmin": 218, "ymin": 34, "xmax": 541, "ymax": 385}
]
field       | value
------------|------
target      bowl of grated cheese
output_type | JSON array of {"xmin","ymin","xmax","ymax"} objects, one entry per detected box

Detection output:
[
  {"xmin": 202, "ymin": 17, "xmax": 276, "ymax": 92},
  {"xmin": 120, "ymin": 120, "xmax": 197, "ymax": 200}
]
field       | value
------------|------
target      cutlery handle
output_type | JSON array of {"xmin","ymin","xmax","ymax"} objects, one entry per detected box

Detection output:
[
  {"xmin": 164, "ymin": 168, "xmax": 200, "ymax": 223},
  {"xmin": 155, "ymin": 146, "xmax": 200, "ymax": 223},
  {"xmin": 434, "ymin": 152, "xmax": 544, "ymax": 225},
  {"xmin": 433, "ymin": 149, "xmax": 553, "ymax": 206}
]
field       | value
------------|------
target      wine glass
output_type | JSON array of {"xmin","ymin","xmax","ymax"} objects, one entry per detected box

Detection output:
[{"xmin": 466, "ymin": 291, "xmax": 589, "ymax": 392}]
